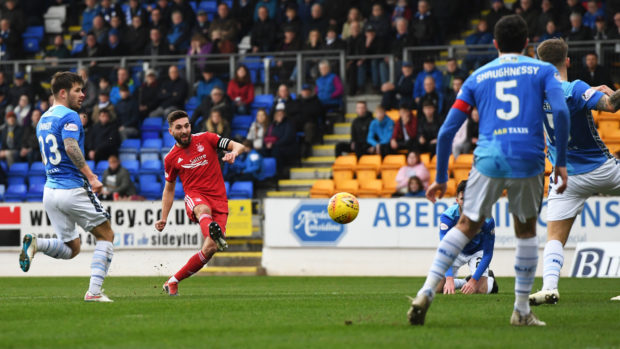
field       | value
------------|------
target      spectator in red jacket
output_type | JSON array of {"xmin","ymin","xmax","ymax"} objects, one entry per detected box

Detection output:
[
  {"xmin": 227, "ymin": 64, "xmax": 255, "ymax": 115},
  {"xmin": 390, "ymin": 106, "xmax": 418, "ymax": 153}
]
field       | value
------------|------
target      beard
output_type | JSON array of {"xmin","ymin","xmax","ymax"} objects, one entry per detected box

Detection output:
[
  {"xmin": 68, "ymin": 97, "xmax": 83, "ymax": 111},
  {"xmin": 174, "ymin": 133, "xmax": 192, "ymax": 147}
]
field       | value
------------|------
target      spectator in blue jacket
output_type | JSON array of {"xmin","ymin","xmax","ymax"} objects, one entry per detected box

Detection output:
[
  {"xmin": 109, "ymin": 68, "xmax": 136, "ymax": 105},
  {"xmin": 167, "ymin": 10, "xmax": 191, "ymax": 53},
  {"xmin": 413, "ymin": 57, "xmax": 443, "ymax": 104},
  {"xmin": 315, "ymin": 60, "xmax": 343, "ymax": 110},
  {"xmin": 583, "ymin": 0, "xmax": 604, "ymax": 30},
  {"xmin": 196, "ymin": 66, "xmax": 225, "ymax": 102},
  {"xmin": 81, "ymin": 0, "xmax": 99, "ymax": 36},
  {"xmin": 366, "ymin": 105, "xmax": 394, "ymax": 158},
  {"xmin": 225, "ymin": 140, "xmax": 263, "ymax": 182},
  {"xmin": 462, "ymin": 19, "xmax": 494, "ymax": 72}
]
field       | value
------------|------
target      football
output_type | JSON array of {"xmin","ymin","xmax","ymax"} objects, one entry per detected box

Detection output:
[{"xmin": 327, "ymin": 192, "xmax": 359, "ymax": 224}]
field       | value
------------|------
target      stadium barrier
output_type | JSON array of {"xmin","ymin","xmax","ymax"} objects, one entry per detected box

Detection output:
[{"xmin": 262, "ymin": 197, "xmax": 620, "ymax": 277}]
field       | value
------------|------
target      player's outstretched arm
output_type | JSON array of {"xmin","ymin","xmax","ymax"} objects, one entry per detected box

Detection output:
[
  {"xmin": 155, "ymin": 180, "xmax": 176, "ymax": 232},
  {"xmin": 64, "ymin": 137, "xmax": 102, "ymax": 193},
  {"xmin": 222, "ymin": 139, "xmax": 245, "ymax": 164},
  {"xmin": 593, "ymin": 86, "xmax": 620, "ymax": 113}
]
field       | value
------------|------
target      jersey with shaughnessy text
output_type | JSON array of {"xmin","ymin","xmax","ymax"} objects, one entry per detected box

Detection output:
[
  {"xmin": 164, "ymin": 132, "xmax": 229, "ymax": 200},
  {"xmin": 36, "ymin": 105, "xmax": 86, "ymax": 189},
  {"xmin": 457, "ymin": 54, "xmax": 562, "ymax": 178},
  {"xmin": 543, "ymin": 79, "xmax": 611, "ymax": 175}
]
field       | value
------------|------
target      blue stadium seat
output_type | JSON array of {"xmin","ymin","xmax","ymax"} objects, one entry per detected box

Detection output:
[
  {"xmin": 142, "ymin": 138, "xmax": 163, "ymax": 153},
  {"xmin": 163, "ymin": 132, "xmax": 175, "ymax": 148},
  {"xmin": 122, "ymin": 160, "xmax": 140, "ymax": 175},
  {"xmin": 186, "ymin": 96, "xmax": 200, "ymax": 110},
  {"xmin": 23, "ymin": 26, "xmax": 44, "ymax": 41},
  {"xmin": 26, "ymin": 183, "xmax": 45, "ymax": 202},
  {"xmin": 71, "ymin": 42, "xmax": 84, "ymax": 56},
  {"xmin": 8, "ymin": 176, "xmax": 25, "ymax": 185},
  {"xmin": 23, "ymin": 38, "xmax": 40, "ymax": 53},
  {"xmin": 140, "ymin": 160, "xmax": 162, "ymax": 175},
  {"xmin": 174, "ymin": 180, "xmax": 184, "ymax": 199},
  {"xmin": 4, "ymin": 184, "xmax": 27, "ymax": 202},
  {"xmin": 140, "ymin": 152, "xmax": 160, "ymax": 164},
  {"xmin": 29, "ymin": 162, "xmax": 45, "ymax": 176},
  {"xmin": 139, "ymin": 174, "xmax": 158, "ymax": 184},
  {"xmin": 8, "ymin": 162, "xmax": 29, "ymax": 177},
  {"xmin": 86, "ymin": 160, "xmax": 95, "ymax": 169},
  {"xmin": 142, "ymin": 131, "xmax": 160, "ymax": 140},
  {"xmin": 224, "ymin": 181, "xmax": 230, "ymax": 195},
  {"xmin": 141, "ymin": 117, "xmax": 164, "ymax": 133},
  {"xmin": 228, "ymin": 181, "xmax": 253, "ymax": 199},
  {"xmin": 199, "ymin": 1, "xmax": 218, "ymax": 20},
  {"xmin": 140, "ymin": 181, "xmax": 162, "ymax": 200},
  {"xmin": 119, "ymin": 152, "xmax": 138, "ymax": 162},
  {"xmin": 95, "ymin": 161, "xmax": 109, "ymax": 175},
  {"xmin": 257, "ymin": 157, "xmax": 276, "ymax": 180},
  {"xmin": 232, "ymin": 128, "xmax": 248, "ymax": 139},
  {"xmin": 29, "ymin": 175, "xmax": 46, "ymax": 185},
  {"xmin": 252, "ymin": 94, "xmax": 273, "ymax": 109},
  {"xmin": 189, "ymin": 1, "xmax": 198, "ymax": 12},
  {"xmin": 0, "ymin": 160, "xmax": 7, "ymax": 172},
  {"xmin": 119, "ymin": 138, "xmax": 141, "ymax": 154},
  {"xmin": 232, "ymin": 115, "xmax": 253, "ymax": 129}
]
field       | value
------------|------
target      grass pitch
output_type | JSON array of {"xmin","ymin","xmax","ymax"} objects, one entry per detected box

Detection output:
[{"xmin": 1, "ymin": 276, "xmax": 618, "ymax": 348}]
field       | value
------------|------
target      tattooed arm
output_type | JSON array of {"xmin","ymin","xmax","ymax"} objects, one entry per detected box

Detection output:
[
  {"xmin": 64, "ymin": 137, "xmax": 103, "ymax": 193},
  {"xmin": 593, "ymin": 86, "xmax": 620, "ymax": 112}
]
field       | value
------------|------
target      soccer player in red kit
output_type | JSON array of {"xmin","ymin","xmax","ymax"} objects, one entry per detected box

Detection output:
[{"xmin": 156, "ymin": 110, "xmax": 244, "ymax": 296}]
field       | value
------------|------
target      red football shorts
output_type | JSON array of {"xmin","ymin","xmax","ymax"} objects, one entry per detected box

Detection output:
[{"xmin": 184, "ymin": 193, "xmax": 229, "ymax": 237}]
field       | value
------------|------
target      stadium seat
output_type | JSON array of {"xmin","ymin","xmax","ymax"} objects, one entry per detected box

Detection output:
[
  {"xmin": 8, "ymin": 176, "xmax": 25, "ymax": 185},
  {"xmin": 257, "ymin": 157, "xmax": 276, "ymax": 180},
  {"xmin": 23, "ymin": 37, "xmax": 41, "ymax": 53},
  {"xmin": 163, "ymin": 133, "xmax": 175, "ymax": 149},
  {"xmin": 141, "ymin": 117, "xmax": 164, "ymax": 133},
  {"xmin": 358, "ymin": 179, "xmax": 382, "ymax": 198},
  {"xmin": 380, "ymin": 154, "xmax": 406, "ymax": 171},
  {"xmin": 140, "ymin": 181, "xmax": 162, "ymax": 200},
  {"xmin": 86, "ymin": 160, "xmax": 95, "ymax": 170},
  {"xmin": 334, "ymin": 179, "xmax": 359, "ymax": 196},
  {"xmin": 70, "ymin": 42, "xmax": 84, "ymax": 56},
  {"xmin": 119, "ymin": 139, "xmax": 141, "ymax": 154},
  {"xmin": 8, "ymin": 162, "xmax": 29, "ymax": 177},
  {"xmin": 95, "ymin": 161, "xmax": 109, "ymax": 175},
  {"xmin": 228, "ymin": 181, "xmax": 253, "ymax": 199},
  {"xmin": 356, "ymin": 169, "xmax": 377, "ymax": 182},
  {"xmin": 380, "ymin": 169, "xmax": 398, "ymax": 197},
  {"xmin": 445, "ymin": 179, "xmax": 457, "ymax": 197},
  {"xmin": 332, "ymin": 155, "xmax": 357, "ymax": 171},
  {"xmin": 140, "ymin": 152, "xmax": 160, "ymax": 164},
  {"xmin": 122, "ymin": 160, "xmax": 140, "ymax": 175},
  {"xmin": 356, "ymin": 155, "xmax": 381, "ymax": 175},
  {"xmin": 332, "ymin": 169, "xmax": 353, "ymax": 183},
  {"xmin": 252, "ymin": 94, "xmax": 273, "ymax": 109},
  {"xmin": 119, "ymin": 152, "xmax": 138, "ymax": 162},
  {"xmin": 452, "ymin": 169, "xmax": 470, "ymax": 184},
  {"xmin": 140, "ymin": 160, "xmax": 162, "ymax": 175},
  {"xmin": 309, "ymin": 179, "xmax": 334, "ymax": 198},
  {"xmin": 26, "ymin": 183, "xmax": 45, "ymax": 202},
  {"xmin": 30, "ymin": 175, "xmax": 46, "ymax": 185},
  {"xmin": 189, "ymin": 1, "xmax": 198, "ymax": 12},
  {"xmin": 174, "ymin": 180, "xmax": 184, "ymax": 199},
  {"xmin": 4, "ymin": 184, "xmax": 27, "ymax": 202},
  {"xmin": 224, "ymin": 181, "xmax": 230, "ymax": 195},
  {"xmin": 0, "ymin": 160, "xmax": 7, "ymax": 172},
  {"xmin": 420, "ymin": 153, "xmax": 432, "ymax": 167},
  {"xmin": 232, "ymin": 115, "xmax": 254, "ymax": 128},
  {"xmin": 141, "ymin": 131, "xmax": 160, "ymax": 140},
  {"xmin": 29, "ymin": 162, "xmax": 46, "ymax": 176},
  {"xmin": 232, "ymin": 128, "xmax": 249, "ymax": 139},
  {"xmin": 142, "ymin": 138, "xmax": 163, "ymax": 153}
]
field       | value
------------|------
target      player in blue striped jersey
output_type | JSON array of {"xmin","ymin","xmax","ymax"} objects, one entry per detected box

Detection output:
[
  {"xmin": 436, "ymin": 181, "xmax": 498, "ymax": 295},
  {"xmin": 409, "ymin": 15, "xmax": 571, "ymax": 327},
  {"xmin": 19, "ymin": 72, "xmax": 116, "ymax": 302},
  {"xmin": 530, "ymin": 38, "xmax": 620, "ymax": 306}
]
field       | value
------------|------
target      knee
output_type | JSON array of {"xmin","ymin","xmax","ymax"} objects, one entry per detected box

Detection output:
[
  {"xmin": 194, "ymin": 205, "xmax": 212, "ymax": 218},
  {"xmin": 201, "ymin": 243, "xmax": 217, "ymax": 258}
]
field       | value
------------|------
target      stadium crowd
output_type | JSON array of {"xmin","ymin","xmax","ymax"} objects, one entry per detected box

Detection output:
[{"xmin": 0, "ymin": 0, "xmax": 619, "ymax": 200}]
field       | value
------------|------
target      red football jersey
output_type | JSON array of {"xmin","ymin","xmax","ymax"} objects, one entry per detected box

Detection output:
[{"xmin": 164, "ymin": 132, "xmax": 229, "ymax": 200}]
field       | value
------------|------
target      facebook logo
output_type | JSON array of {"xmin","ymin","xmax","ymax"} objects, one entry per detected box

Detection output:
[{"xmin": 124, "ymin": 233, "xmax": 135, "ymax": 246}]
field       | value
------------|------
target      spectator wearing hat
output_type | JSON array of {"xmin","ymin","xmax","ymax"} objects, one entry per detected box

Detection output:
[
  {"xmin": 275, "ymin": 25, "xmax": 302, "ymax": 83},
  {"xmin": 18, "ymin": 109, "xmax": 41, "ymax": 164},
  {"xmin": 101, "ymin": 154, "xmax": 136, "ymax": 201},
  {"xmin": 193, "ymin": 9, "xmax": 210, "ymax": 38},
  {"xmin": 0, "ymin": 18, "xmax": 22, "ymax": 60},
  {"xmin": 413, "ymin": 58, "xmax": 443, "ymax": 104},
  {"xmin": 366, "ymin": 105, "xmax": 394, "ymax": 158},
  {"xmin": 297, "ymin": 84, "xmax": 325, "ymax": 157},
  {"xmin": 417, "ymin": 100, "xmax": 440, "ymax": 155},
  {"xmin": 227, "ymin": 65, "xmax": 254, "ymax": 115},
  {"xmin": 191, "ymin": 87, "xmax": 234, "ymax": 128},
  {"xmin": 0, "ymin": 111, "xmax": 22, "ymax": 166},
  {"xmin": 115, "ymin": 85, "xmax": 140, "ymax": 141},
  {"xmin": 381, "ymin": 61, "xmax": 415, "ymax": 110},
  {"xmin": 251, "ymin": 5, "xmax": 277, "ymax": 53},
  {"xmin": 583, "ymin": 0, "xmax": 604, "ymax": 30},
  {"xmin": 167, "ymin": 10, "xmax": 191, "ymax": 53},
  {"xmin": 44, "ymin": 34, "xmax": 71, "ymax": 60},
  {"xmin": 144, "ymin": 28, "xmax": 171, "ymax": 56},
  {"xmin": 411, "ymin": 0, "xmax": 439, "ymax": 45},
  {"xmin": 485, "ymin": 0, "xmax": 512, "ymax": 34},
  {"xmin": 210, "ymin": 3, "xmax": 240, "ymax": 42},
  {"xmin": 345, "ymin": 20, "xmax": 364, "ymax": 95},
  {"xmin": 203, "ymin": 108, "xmax": 231, "ymax": 137},
  {"xmin": 390, "ymin": 106, "xmax": 418, "ymax": 154},
  {"xmin": 196, "ymin": 66, "xmax": 224, "ymax": 102},
  {"xmin": 87, "ymin": 109, "xmax": 121, "ymax": 162},
  {"xmin": 263, "ymin": 102, "xmax": 298, "ymax": 174},
  {"xmin": 316, "ymin": 60, "xmax": 343, "ymax": 110},
  {"xmin": 150, "ymin": 65, "xmax": 188, "ymax": 117},
  {"xmin": 139, "ymin": 69, "xmax": 160, "ymax": 119},
  {"xmin": 8, "ymin": 72, "xmax": 33, "ymax": 108},
  {"xmin": 125, "ymin": 15, "xmax": 149, "ymax": 56},
  {"xmin": 592, "ymin": 16, "xmax": 608, "ymax": 40},
  {"xmin": 92, "ymin": 90, "xmax": 117, "ymax": 124}
]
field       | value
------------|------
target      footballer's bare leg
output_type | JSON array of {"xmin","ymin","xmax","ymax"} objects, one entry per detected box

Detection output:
[
  {"xmin": 85, "ymin": 221, "xmax": 115, "ymax": 302},
  {"xmin": 510, "ymin": 216, "xmax": 545, "ymax": 326},
  {"xmin": 530, "ymin": 217, "xmax": 575, "ymax": 306}
]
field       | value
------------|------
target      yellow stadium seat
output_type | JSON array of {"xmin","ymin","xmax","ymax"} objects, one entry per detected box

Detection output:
[
  {"xmin": 453, "ymin": 153, "xmax": 473, "ymax": 168},
  {"xmin": 333, "ymin": 170, "xmax": 354, "ymax": 183},
  {"xmin": 335, "ymin": 179, "xmax": 359, "ymax": 195},
  {"xmin": 386, "ymin": 109, "xmax": 400, "ymax": 123},
  {"xmin": 381, "ymin": 154, "xmax": 406, "ymax": 171},
  {"xmin": 445, "ymin": 179, "xmax": 457, "ymax": 197},
  {"xmin": 452, "ymin": 169, "xmax": 470, "ymax": 184},
  {"xmin": 606, "ymin": 141, "xmax": 620, "ymax": 154},
  {"xmin": 356, "ymin": 155, "xmax": 382, "ymax": 174},
  {"xmin": 358, "ymin": 179, "xmax": 382, "ymax": 198},
  {"xmin": 380, "ymin": 169, "xmax": 398, "ymax": 197},
  {"xmin": 420, "ymin": 153, "xmax": 432, "ymax": 167},
  {"xmin": 545, "ymin": 158, "xmax": 553, "ymax": 175},
  {"xmin": 356, "ymin": 169, "xmax": 377, "ymax": 182},
  {"xmin": 332, "ymin": 155, "xmax": 357, "ymax": 171},
  {"xmin": 310, "ymin": 179, "xmax": 334, "ymax": 198}
]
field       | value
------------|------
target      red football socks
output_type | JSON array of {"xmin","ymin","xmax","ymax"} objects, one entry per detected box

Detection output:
[{"xmin": 173, "ymin": 250, "xmax": 208, "ymax": 282}]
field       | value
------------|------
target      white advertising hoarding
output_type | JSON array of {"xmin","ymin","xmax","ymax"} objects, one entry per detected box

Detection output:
[{"xmin": 571, "ymin": 242, "xmax": 620, "ymax": 278}]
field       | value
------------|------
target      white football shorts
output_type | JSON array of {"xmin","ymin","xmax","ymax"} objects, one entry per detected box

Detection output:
[
  {"xmin": 547, "ymin": 158, "xmax": 620, "ymax": 221},
  {"xmin": 43, "ymin": 184, "xmax": 110, "ymax": 242},
  {"xmin": 463, "ymin": 167, "xmax": 544, "ymax": 223},
  {"xmin": 450, "ymin": 250, "xmax": 488, "ymax": 278}
]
